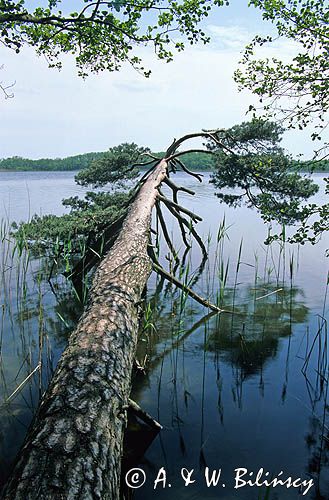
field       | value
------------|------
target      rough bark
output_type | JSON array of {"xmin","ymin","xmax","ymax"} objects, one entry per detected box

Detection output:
[{"xmin": 1, "ymin": 160, "xmax": 168, "ymax": 500}]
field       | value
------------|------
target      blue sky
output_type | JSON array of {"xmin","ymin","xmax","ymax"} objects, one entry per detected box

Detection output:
[{"xmin": 0, "ymin": 0, "xmax": 321, "ymax": 159}]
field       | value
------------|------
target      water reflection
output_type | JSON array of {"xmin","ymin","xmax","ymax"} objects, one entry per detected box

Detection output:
[
  {"xmin": 131, "ymin": 272, "xmax": 327, "ymax": 499},
  {"xmin": 305, "ymin": 416, "xmax": 329, "ymax": 499},
  {"xmin": 206, "ymin": 285, "xmax": 308, "ymax": 376}
]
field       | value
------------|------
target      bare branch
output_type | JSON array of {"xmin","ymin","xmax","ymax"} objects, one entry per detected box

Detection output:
[
  {"xmin": 167, "ymin": 148, "xmax": 214, "ymax": 162},
  {"xmin": 165, "ymin": 130, "xmax": 225, "ymax": 156},
  {"xmin": 158, "ymin": 192, "xmax": 207, "ymax": 259},
  {"xmin": 171, "ymin": 157, "xmax": 203, "ymax": 182},
  {"xmin": 155, "ymin": 201, "xmax": 179, "ymax": 263},
  {"xmin": 163, "ymin": 177, "xmax": 196, "ymax": 196},
  {"xmin": 141, "ymin": 152, "xmax": 161, "ymax": 161},
  {"xmin": 126, "ymin": 399, "xmax": 162, "ymax": 431},
  {"xmin": 130, "ymin": 157, "xmax": 158, "ymax": 170},
  {"xmin": 0, "ymin": 80, "xmax": 15, "ymax": 99},
  {"xmin": 158, "ymin": 192, "xmax": 202, "ymax": 222},
  {"xmin": 161, "ymin": 180, "xmax": 196, "ymax": 249}
]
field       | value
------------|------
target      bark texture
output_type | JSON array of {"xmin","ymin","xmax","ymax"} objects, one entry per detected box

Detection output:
[{"xmin": 1, "ymin": 160, "xmax": 168, "ymax": 500}]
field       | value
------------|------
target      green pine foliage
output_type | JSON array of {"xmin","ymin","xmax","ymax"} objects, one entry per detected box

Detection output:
[
  {"xmin": 210, "ymin": 119, "xmax": 318, "ymax": 224},
  {"xmin": 75, "ymin": 143, "xmax": 148, "ymax": 187},
  {"xmin": 13, "ymin": 191, "xmax": 131, "ymax": 253},
  {"xmin": 11, "ymin": 143, "xmax": 148, "ymax": 252}
]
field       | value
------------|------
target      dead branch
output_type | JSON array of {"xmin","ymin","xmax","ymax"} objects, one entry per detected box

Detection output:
[
  {"xmin": 163, "ymin": 177, "xmax": 195, "ymax": 249},
  {"xmin": 157, "ymin": 192, "xmax": 202, "ymax": 222},
  {"xmin": 167, "ymin": 149, "xmax": 214, "ymax": 161},
  {"xmin": 158, "ymin": 193, "xmax": 207, "ymax": 259},
  {"xmin": 171, "ymin": 157, "xmax": 203, "ymax": 182},
  {"xmin": 157, "ymin": 193, "xmax": 192, "ymax": 250},
  {"xmin": 130, "ymin": 157, "xmax": 158, "ymax": 169},
  {"xmin": 163, "ymin": 177, "xmax": 196, "ymax": 196},
  {"xmin": 155, "ymin": 201, "xmax": 179, "ymax": 264},
  {"xmin": 0, "ymin": 79, "xmax": 15, "ymax": 99},
  {"xmin": 141, "ymin": 152, "xmax": 161, "ymax": 161},
  {"xmin": 165, "ymin": 130, "xmax": 225, "ymax": 157}
]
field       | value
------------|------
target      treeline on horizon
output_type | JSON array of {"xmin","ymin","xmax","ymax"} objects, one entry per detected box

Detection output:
[
  {"xmin": 0, "ymin": 151, "xmax": 328, "ymax": 172},
  {"xmin": 0, "ymin": 151, "xmax": 216, "ymax": 172},
  {"xmin": 0, "ymin": 152, "xmax": 105, "ymax": 172}
]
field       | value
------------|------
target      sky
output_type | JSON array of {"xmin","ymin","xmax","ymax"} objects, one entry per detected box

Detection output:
[{"xmin": 0, "ymin": 0, "xmax": 322, "ymax": 159}]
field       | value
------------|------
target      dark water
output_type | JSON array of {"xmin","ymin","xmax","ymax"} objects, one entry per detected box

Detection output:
[{"xmin": 0, "ymin": 171, "xmax": 328, "ymax": 499}]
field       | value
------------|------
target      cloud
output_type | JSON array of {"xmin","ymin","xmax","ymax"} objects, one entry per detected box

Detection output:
[{"xmin": 207, "ymin": 24, "xmax": 252, "ymax": 50}]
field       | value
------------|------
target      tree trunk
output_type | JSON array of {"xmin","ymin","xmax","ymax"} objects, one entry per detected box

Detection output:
[{"xmin": 1, "ymin": 160, "xmax": 168, "ymax": 500}]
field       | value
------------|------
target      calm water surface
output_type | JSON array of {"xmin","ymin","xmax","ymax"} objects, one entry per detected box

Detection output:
[{"xmin": 0, "ymin": 170, "xmax": 328, "ymax": 499}]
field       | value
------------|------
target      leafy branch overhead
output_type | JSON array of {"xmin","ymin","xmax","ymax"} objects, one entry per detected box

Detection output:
[
  {"xmin": 235, "ymin": 0, "xmax": 329, "ymax": 156},
  {"xmin": 0, "ymin": 0, "xmax": 228, "ymax": 76},
  {"xmin": 232, "ymin": 1, "xmax": 328, "ymax": 248}
]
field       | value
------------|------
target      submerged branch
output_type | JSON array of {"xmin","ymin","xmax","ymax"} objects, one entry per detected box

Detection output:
[
  {"xmin": 126, "ymin": 399, "xmax": 162, "ymax": 431},
  {"xmin": 148, "ymin": 245, "xmax": 220, "ymax": 313},
  {"xmin": 151, "ymin": 261, "xmax": 222, "ymax": 313}
]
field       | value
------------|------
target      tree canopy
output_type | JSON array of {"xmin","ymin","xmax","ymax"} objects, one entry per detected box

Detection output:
[{"xmin": 0, "ymin": 0, "xmax": 227, "ymax": 77}]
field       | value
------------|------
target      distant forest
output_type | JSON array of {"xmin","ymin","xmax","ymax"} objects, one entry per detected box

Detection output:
[
  {"xmin": 0, "ymin": 151, "xmax": 216, "ymax": 172},
  {"xmin": 0, "ymin": 151, "xmax": 328, "ymax": 172},
  {"xmin": 0, "ymin": 152, "xmax": 106, "ymax": 171}
]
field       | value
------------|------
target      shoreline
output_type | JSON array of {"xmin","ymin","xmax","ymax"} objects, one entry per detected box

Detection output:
[{"xmin": 0, "ymin": 169, "xmax": 327, "ymax": 174}]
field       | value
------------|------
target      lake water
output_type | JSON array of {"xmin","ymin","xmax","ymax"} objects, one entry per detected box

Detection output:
[{"xmin": 0, "ymin": 170, "xmax": 328, "ymax": 499}]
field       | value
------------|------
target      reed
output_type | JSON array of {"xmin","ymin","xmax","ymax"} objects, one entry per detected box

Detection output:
[{"xmin": 0, "ymin": 217, "xmax": 79, "ymax": 446}]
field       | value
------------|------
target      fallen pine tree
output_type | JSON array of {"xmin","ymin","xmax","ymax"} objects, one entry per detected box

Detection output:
[
  {"xmin": 1, "ymin": 132, "xmax": 224, "ymax": 500},
  {"xmin": 2, "ymin": 122, "xmax": 318, "ymax": 499}
]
